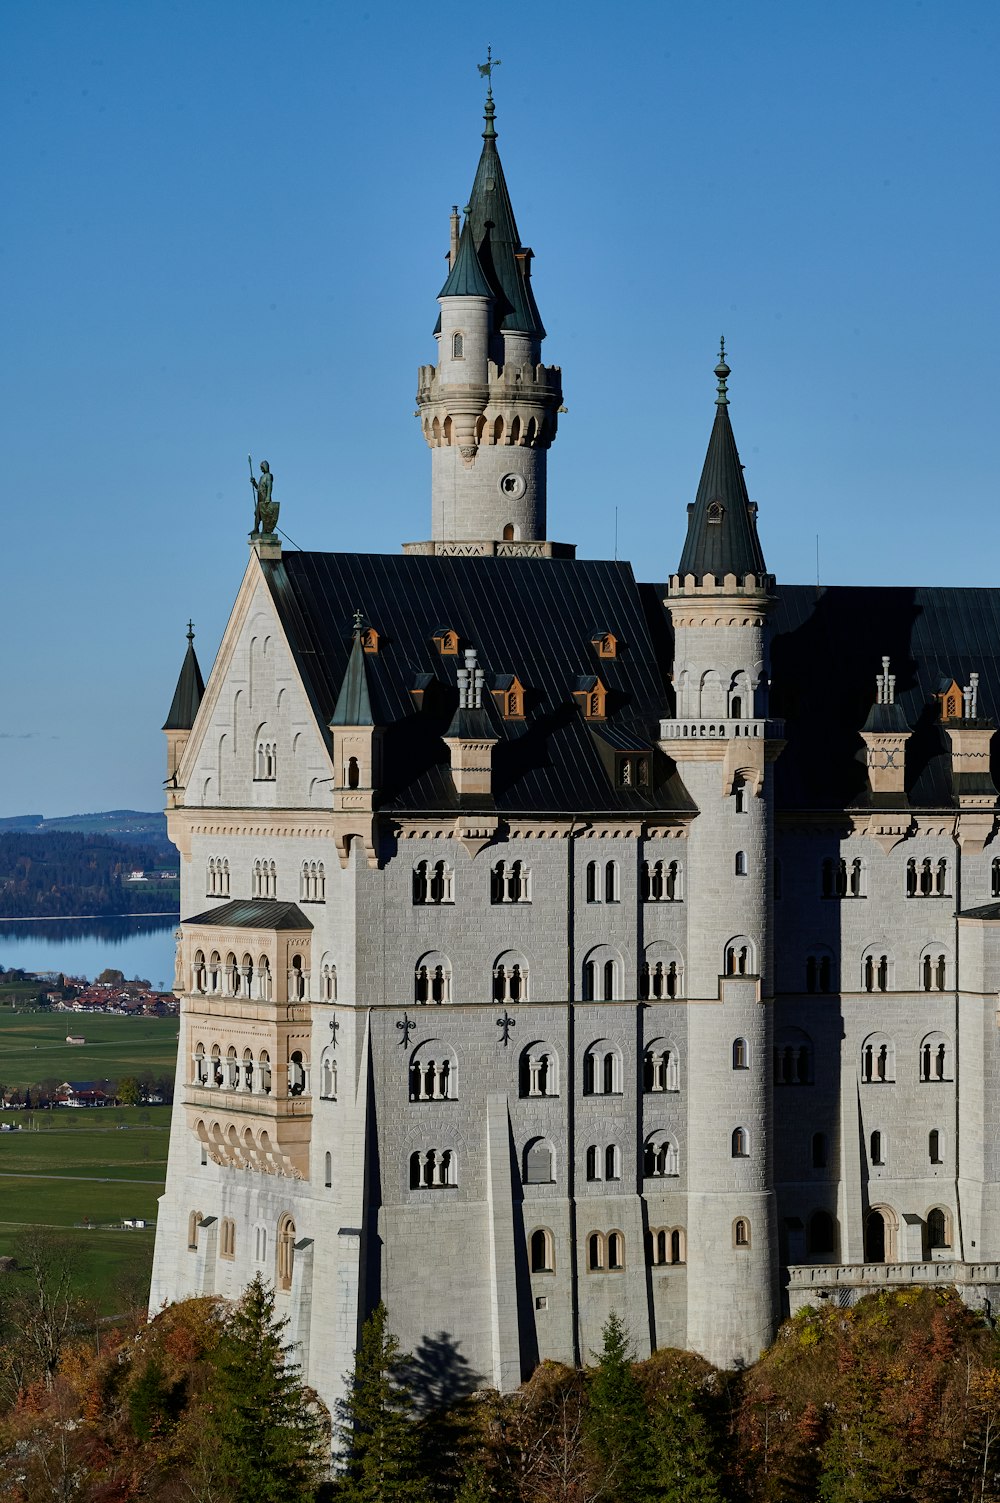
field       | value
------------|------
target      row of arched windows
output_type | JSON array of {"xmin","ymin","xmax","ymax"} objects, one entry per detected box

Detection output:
[
  {"xmin": 191, "ymin": 1042, "xmax": 308, "ymax": 1096},
  {"xmin": 528, "ymin": 1226, "xmax": 691, "ymax": 1274},
  {"xmin": 861, "ymin": 1205, "xmax": 952, "ymax": 1262},
  {"xmin": 189, "ymin": 1211, "xmax": 298, "ymax": 1289},
  {"xmin": 869, "ymin": 1127, "xmax": 947, "ymax": 1167},
  {"xmin": 642, "ymin": 861, "xmax": 682, "ymax": 901},
  {"xmin": 822, "ymin": 857, "xmax": 866, "ymax": 898},
  {"xmin": 906, "ymin": 857, "xmax": 950, "ymax": 897},
  {"xmin": 190, "ymin": 949, "xmax": 329, "ymax": 1003},
  {"xmin": 206, "ymin": 857, "xmax": 230, "ymax": 897},
  {"xmin": 253, "ymin": 860, "xmax": 277, "ymax": 898},
  {"xmin": 409, "ymin": 1148, "xmax": 457, "ymax": 1188},
  {"xmin": 300, "ymin": 861, "xmax": 326, "ymax": 902},
  {"xmin": 408, "ymin": 943, "xmax": 714, "ymax": 1003},
  {"xmin": 860, "ymin": 1030, "xmax": 953, "ymax": 1083}
]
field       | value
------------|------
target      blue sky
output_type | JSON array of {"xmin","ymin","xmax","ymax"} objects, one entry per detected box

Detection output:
[{"xmin": 4, "ymin": 0, "xmax": 998, "ymax": 817}]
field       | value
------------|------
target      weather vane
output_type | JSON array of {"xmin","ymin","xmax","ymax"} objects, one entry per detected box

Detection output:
[{"xmin": 478, "ymin": 45, "xmax": 501, "ymax": 94}]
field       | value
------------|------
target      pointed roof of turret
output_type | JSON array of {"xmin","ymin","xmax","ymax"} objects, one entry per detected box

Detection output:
[
  {"xmin": 439, "ymin": 215, "xmax": 493, "ymax": 299},
  {"xmin": 162, "ymin": 622, "xmax": 205, "ymax": 731},
  {"xmin": 676, "ymin": 342, "xmax": 770, "ymax": 585},
  {"xmin": 330, "ymin": 614, "xmax": 375, "ymax": 727},
  {"xmin": 464, "ymin": 90, "xmax": 544, "ymax": 338}
]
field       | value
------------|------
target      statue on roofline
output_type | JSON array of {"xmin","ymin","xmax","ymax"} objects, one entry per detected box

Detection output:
[{"xmin": 249, "ymin": 456, "xmax": 280, "ymax": 536}]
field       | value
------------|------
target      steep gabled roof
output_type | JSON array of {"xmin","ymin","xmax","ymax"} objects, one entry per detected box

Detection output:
[
  {"xmin": 162, "ymin": 624, "xmax": 205, "ymax": 731},
  {"xmin": 464, "ymin": 96, "xmax": 544, "ymax": 338},
  {"xmin": 676, "ymin": 346, "xmax": 770, "ymax": 584},
  {"xmin": 260, "ymin": 552, "xmax": 687, "ymax": 816}
]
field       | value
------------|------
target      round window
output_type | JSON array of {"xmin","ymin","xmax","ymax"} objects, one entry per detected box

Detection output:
[{"xmin": 498, "ymin": 473, "xmax": 526, "ymax": 500}]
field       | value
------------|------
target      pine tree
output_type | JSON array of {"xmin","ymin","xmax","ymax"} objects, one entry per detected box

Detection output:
[
  {"xmin": 333, "ymin": 1301, "xmax": 429, "ymax": 1502},
  {"xmin": 645, "ymin": 1373, "xmax": 725, "ymax": 1503},
  {"xmin": 584, "ymin": 1311, "xmax": 650, "ymax": 1502},
  {"xmin": 207, "ymin": 1272, "xmax": 328, "ymax": 1503}
]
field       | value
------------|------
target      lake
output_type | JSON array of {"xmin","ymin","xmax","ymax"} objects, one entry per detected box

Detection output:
[{"xmin": 0, "ymin": 916, "xmax": 178, "ymax": 990}]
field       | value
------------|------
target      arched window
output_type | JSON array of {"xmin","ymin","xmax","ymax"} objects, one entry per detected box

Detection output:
[
  {"xmin": 733, "ymin": 1218, "xmax": 751, "ymax": 1248},
  {"xmin": 530, "ymin": 1228, "xmax": 554, "ymax": 1273},
  {"xmin": 918, "ymin": 1031, "xmax": 952, "ymax": 1082},
  {"xmin": 493, "ymin": 951, "xmax": 529, "ymax": 1003},
  {"xmin": 774, "ymin": 1028, "xmax": 814, "ymax": 1086},
  {"xmin": 347, "ymin": 756, "xmax": 360, "ymax": 789},
  {"xmin": 860, "ymin": 1033, "xmax": 896, "ymax": 1083},
  {"xmin": 320, "ymin": 1049, "xmax": 337, "ymax": 1100},
  {"xmin": 929, "ymin": 1128, "xmax": 943, "ymax": 1164},
  {"xmin": 808, "ymin": 1211, "xmax": 836, "ymax": 1257},
  {"xmin": 927, "ymin": 1207, "xmax": 951, "ymax": 1250},
  {"xmin": 735, "ymin": 850, "xmax": 748, "ymax": 877},
  {"xmin": 452, "ymin": 331, "xmax": 464, "ymax": 359},
  {"xmin": 187, "ymin": 1210, "xmax": 203, "ymax": 1250},
  {"xmin": 734, "ymin": 774, "xmax": 748, "ymax": 810},
  {"xmin": 605, "ymin": 1144, "xmax": 621, "ymax": 1182},
  {"xmin": 276, "ymin": 1214, "xmax": 296, "ymax": 1291},
  {"xmin": 413, "ymin": 860, "xmax": 454, "ymax": 905},
  {"xmin": 604, "ymin": 862, "xmax": 620, "ymax": 903},
  {"xmin": 414, "ymin": 952, "xmax": 452, "ymax": 1004},
  {"xmin": 321, "ymin": 963, "xmax": 337, "ymax": 1002},
  {"xmin": 581, "ymin": 947, "xmax": 623, "ymax": 1002},
  {"xmin": 324, "ymin": 1151, "xmax": 332, "ymax": 1188},
  {"xmin": 492, "ymin": 859, "xmax": 531, "ymax": 903},
  {"xmin": 805, "ymin": 949, "xmax": 834, "ymax": 993},
  {"xmin": 585, "ymin": 1144, "xmax": 602, "ymax": 1182},
  {"xmin": 647, "ymin": 1227, "xmax": 686, "ymax": 1267},
  {"xmin": 724, "ymin": 937, "xmax": 755, "ymax": 976},
  {"xmin": 258, "ymin": 1050, "xmax": 271, "ymax": 1095},
  {"xmin": 870, "ymin": 1130, "xmax": 884, "ymax": 1165},
  {"xmin": 409, "ymin": 1148, "xmax": 457, "ymax": 1189},
  {"xmin": 732, "ymin": 1126, "xmax": 750, "ymax": 1158},
  {"xmin": 256, "ymin": 741, "xmax": 276, "ymax": 781},
  {"xmin": 640, "ymin": 943, "xmax": 683, "ymax": 1001},
  {"xmin": 643, "ymin": 1037, "xmax": 680, "ymax": 1092},
  {"xmin": 519, "ymin": 1042, "xmax": 558, "ymax": 1098},
  {"xmin": 920, "ymin": 946, "xmax": 949, "ymax": 992},
  {"xmin": 607, "ymin": 1231, "xmax": 625, "ymax": 1270},
  {"xmin": 583, "ymin": 1040, "xmax": 622, "ymax": 1096},
  {"xmin": 642, "ymin": 859, "xmax": 682, "ymax": 902},
  {"xmin": 409, "ymin": 1040, "xmax": 457, "ymax": 1102},
  {"xmin": 502, "ymin": 522, "xmax": 515, "ymax": 541},
  {"xmin": 862, "ymin": 947, "xmax": 893, "ymax": 993},
  {"xmin": 812, "ymin": 1132, "xmax": 828, "ymax": 1169},
  {"xmin": 523, "ymin": 1138, "xmax": 554, "ymax": 1185},
  {"xmin": 864, "ymin": 1207, "xmax": 894, "ymax": 1262},
  {"xmin": 219, "ymin": 1216, "xmax": 236, "ymax": 1259},
  {"xmin": 643, "ymin": 1132, "xmax": 679, "ymax": 1178},
  {"xmin": 587, "ymin": 1232, "xmax": 605, "ymax": 1271},
  {"xmin": 586, "ymin": 860, "xmax": 600, "ymax": 904},
  {"xmin": 288, "ymin": 1049, "xmax": 307, "ymax": 1097},
  {"xmin": 732, "ymin": 1037, "xmax": 749, "ymax": 1070}
]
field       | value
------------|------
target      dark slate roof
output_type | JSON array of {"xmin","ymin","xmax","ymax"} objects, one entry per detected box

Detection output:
[
  {"xmin": 768, "ymin": 585, "xmax": 1000, "ymax": 810},
  {"xmin": 183, "ymin": 898, "xmax": 313, "ymax": 930},
  {"xmin": 331, "ymin": 632, "xmax": 375, "ymax": 727},
  {"xmin": 439, "ymin": 217, "xmax": 493, "ymax": 300},
  {"xmin": 960, "ymin": 902, "xmax": 1000, "ymax": 921},
  {"xmin": 262, "ymin": 553, "xmax": 689, "ymax": 816},
  {"xmin": 676, "ymin": 401, "xmax": 770, "ymax": 583},
  {"xmin": 861, "ymin": 701, "xmax": 911, "ymax": 734},
  {"xmin": 163, "ymin": 632, "xmax": 205, "ymax": 731},
  {"xmin": 464, "ymin": 107, "xmax": 544, "ymax": 338}
]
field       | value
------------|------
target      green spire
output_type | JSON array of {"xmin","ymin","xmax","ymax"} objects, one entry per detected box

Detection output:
[
  {"xmin": 330, "ymin": 614, "xmax": 375, "ymax": 727},
  {"xmin": 163, "ymin": 622, "xmax": 205, "ymax": 731}
]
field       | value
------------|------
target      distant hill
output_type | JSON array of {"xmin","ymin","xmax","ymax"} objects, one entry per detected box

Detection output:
[
  {"xmin": 0, "ymin": 811, "xmax": 168, "ymax": 846},
  {"xmin": 0, "ymin": 827, "xmax": 178, "ymax": 919}
]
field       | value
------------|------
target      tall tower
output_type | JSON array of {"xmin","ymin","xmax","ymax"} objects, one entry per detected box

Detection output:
[
  {"xmin": 660, "ymin": 345, "xmax": 781, "ymax": 1365},
  {"xmin": 409, "ymin": 83, "xmax": 566, "ymax": 556}
]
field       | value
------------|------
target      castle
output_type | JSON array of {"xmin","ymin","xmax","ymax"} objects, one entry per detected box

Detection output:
[{"xmin": 149, "ymin": 84, "xmax": 1000, "ymax": 1415}]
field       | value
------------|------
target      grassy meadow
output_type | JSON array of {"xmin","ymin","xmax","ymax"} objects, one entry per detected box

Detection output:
[
  {"xmin": 0, "ymin": 1011, "xmax": 178, "ymax": 1308},
  {"xmin": 0, "ymin": 1008, "xmax": 179, "ymax": 1091}
]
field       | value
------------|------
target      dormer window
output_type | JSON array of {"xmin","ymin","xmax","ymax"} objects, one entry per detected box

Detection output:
[
  {"xmin": 592, "ymin": 632, "xmax": 618, "ymax": 660},
  {"xmin": 707, "ymin": 500, "xmax": 724, "ymax": 524},
  {"xmin": 432, "ymin": 628, "xmax": 459, "ymax": 656},
  {"xmin": 936, "ymin": 678, "xmax": 963, "ymax": 722},
  {"xmin": 452, "ymin": 331, "xmax": 464, "ymax": 359},
  {"xmin": 491, "ymin": 675, "xmax": 525, "ymax": 720},
  {"xmin": 573, "ymin": 677, "xmax": 607, "ymax": 721},
  {"xmin": 617, "ymin": 755, "xmax": 650, "ymax": 788},
  {"xmin": 361, "ymin": 627, "xmax": 379, "ymax": 654}
]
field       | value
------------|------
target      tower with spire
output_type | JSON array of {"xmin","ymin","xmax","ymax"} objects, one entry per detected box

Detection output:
[
  {"xmin": 410, "ymin": 77, "xmax": 566, "ymax": 555},
  {"xmin": 660, "ymin": 345, "xmax": 781, "ymax": 1367}
]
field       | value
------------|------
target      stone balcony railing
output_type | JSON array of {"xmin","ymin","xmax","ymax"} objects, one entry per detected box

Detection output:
[
  {"xmin": 659, "ymin": 718, "xmax": 784, "ymax": 742},
  {"xmin": 787, "ymin": 1260, "xmax": 1000, "ymax": 1312}
]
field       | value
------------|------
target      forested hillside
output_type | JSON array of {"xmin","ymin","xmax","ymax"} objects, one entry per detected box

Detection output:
[{"xmin": 0, "ymin": 832, "xmax": 178, "ymax": 918}]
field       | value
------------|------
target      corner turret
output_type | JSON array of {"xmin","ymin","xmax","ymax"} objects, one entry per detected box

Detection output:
[
  {"xmin": 329, "ymin": 613, "xmax": 382, "ymax": 869},
  {"xmin": 163, "ymin": 622, "xmax": 204, "ymax": 807}
]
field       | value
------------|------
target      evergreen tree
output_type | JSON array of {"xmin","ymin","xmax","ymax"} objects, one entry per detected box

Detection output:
[
  {"xmin": 645, "ymin": 1373, "xmax": 725, "ymax": 1503},
  {"xmin": 584, "ymin": 1311, "xmax": 650, "ymax": 1502},
  {"xmin": 333, "ymin": 1301, "xmax": 429, "ymax": 1502},
  {"xmin": 207, "ymin": 1272, "xmax": 327, "ymax": 1503}
]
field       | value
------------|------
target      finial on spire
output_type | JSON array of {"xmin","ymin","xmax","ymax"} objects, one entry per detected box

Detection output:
[
  {"xmin": 186, "ymin": 620, "xmax": 195, "ymax": 644},
  {"xmin": 478, "ymin": 46, "xmax": 501, "ymax": 138},
  {"xmin": 715, "ymin": 337, "xmax": 730, "ymax": 407},
  {"xmin": 352, "ymin": 608, "xmax": 364, "ymax": 635}
]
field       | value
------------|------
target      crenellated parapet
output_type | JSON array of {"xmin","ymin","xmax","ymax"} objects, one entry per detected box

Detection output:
[{"xmin": 417, "ymin": 359, "xmax": 563, "ymax": 466}]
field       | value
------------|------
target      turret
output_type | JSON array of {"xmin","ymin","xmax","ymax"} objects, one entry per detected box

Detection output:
[
  {"xmin": 162, "ymin": 622, "xmax": 204, "ymax": 808},
  {"xmin": 409, "ymin": 82, "xmax": 568, "ymax": 558},
  {"xmin": 329, "ymin": 614, "xmax": 382, "ymax": 868},
  {"xmin": 660, "ymin": 346, "xmax": 781, "ymax": 1369}
]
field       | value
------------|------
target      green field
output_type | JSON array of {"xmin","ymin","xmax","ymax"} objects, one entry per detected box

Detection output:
[
  {"xmin": 0, "ymin": 1009, "xmax": 180, "ymax": 1090},
  {"xmin": 0, "ymin": 1103, "xmax": 173, "ymax": 1312}
]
